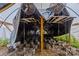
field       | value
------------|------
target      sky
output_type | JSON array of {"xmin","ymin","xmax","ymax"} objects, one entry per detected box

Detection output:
[{"xmin": 0, "ymin": 3, "xmax": 79, "ymax": 40}]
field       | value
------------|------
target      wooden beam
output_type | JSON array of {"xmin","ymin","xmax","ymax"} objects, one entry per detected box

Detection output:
[
  {"xmin": 40, "ymin": 16, "xmax": 44, "ymax": 51},
  {"xmin": 21, "ymin": 18, "xmax": 31, "ymax": 22},
  {"xmin": 49, "ymin": 17, "xmax": 57, "ymax": 22},
  {"xmin": 52, "ymin": 16, "xmax": 65, "ymax": 23},
  {"xmin": 47, "ymin": 16, "xmax": 75, "ymax": 24},
  {"xmin": 21, "ymin": 18, "xmax": 36, "ymax": 23},
  {"xmin": 58, "ymin": 17, "xmax": 74, "ymax": 23}
]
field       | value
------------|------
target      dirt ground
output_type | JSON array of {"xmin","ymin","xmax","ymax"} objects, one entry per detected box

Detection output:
[
  {"xmin": 0, "ymin": 47, "xmax": 8, "ymax": 56},
  {"xmin": 0, "ymin": 40, "xmax": 79, "ymax": 56},
  {"xmin": 0, "ymin": 47, "xmax": 57, "ymax": 56},
  {"xmin": 0, "ymin": 46, "xmax": 61, "ymax": 56}
]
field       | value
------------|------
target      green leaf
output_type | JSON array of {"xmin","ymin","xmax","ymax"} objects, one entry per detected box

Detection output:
[{"xmin": 54, "ymin": 34, "xmax": 79, "ymax": 48}]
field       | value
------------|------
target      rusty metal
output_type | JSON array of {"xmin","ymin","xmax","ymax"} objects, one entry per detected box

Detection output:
[{"xmin": 40, "ymin": 16, "xmax": 44, "ymax": 51}]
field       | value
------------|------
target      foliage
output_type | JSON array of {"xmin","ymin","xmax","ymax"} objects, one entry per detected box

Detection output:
[
  {"xmin": 54, "ymin": 34, "xmax": 79, "ymax": 48},
  {"xmin": 0, "ymin": 38, "xmax": 8, "ymax": 47}
]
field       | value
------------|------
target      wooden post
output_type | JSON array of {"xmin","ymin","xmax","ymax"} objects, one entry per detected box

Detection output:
[{"xmin": 40, "ymin": 16, "xmax": 44, "ymax": 52}]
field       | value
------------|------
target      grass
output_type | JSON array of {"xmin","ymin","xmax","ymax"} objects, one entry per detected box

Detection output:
[
  {"xmin": 0, "ymin": 34, "xmax": 79, "ymax": 48},
  {"xmin": 0, "ymin": 38, "xmax": 8, "ymax": 47},
  {"xmin": 54, "ymin": 34, "xmax": 79, "ymax": 48}
]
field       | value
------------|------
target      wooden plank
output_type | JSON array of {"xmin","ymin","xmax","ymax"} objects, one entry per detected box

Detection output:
[
  {"xmin": 40, "ymin": 16, "xmax": 44, "ymax": 52},
  {"xmin": 21, "ymin": 18, "xmax": 36, "ymax": 23},
  {"xmin": 47, "ymin": 16, "xmax": 75, "ymax": 24},
  {"xmin": 58, "ymin": 17, "xmax": 74, "ymax": 23},
  {"xmin": 21, "ymin": 18, "xmax": 31, "ymax": 22},
  {"xmin": 49, "ymin": 17, "xmax": 57, "ymax": 22},
  {"xmin": 57, "ymin": 17, "xmax": 68, "ymax": 23},
  {"xmin": 52, "ymin": 16, "xmax": 65, "ymax": 23}
]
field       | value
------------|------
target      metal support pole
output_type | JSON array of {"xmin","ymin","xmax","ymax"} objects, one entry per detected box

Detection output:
[{"xmin": 40, "ymin": 16, "xmax": 44, "ymax": 51}]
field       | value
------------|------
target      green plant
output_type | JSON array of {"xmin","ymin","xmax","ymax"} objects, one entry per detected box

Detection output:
[
  {"xmin": 0, "ymin": 38, "xmax": 9, "ymax": 47},
  {"xmin": 54, "ymin": 34, "xmax": 79, "ymax": 48}
]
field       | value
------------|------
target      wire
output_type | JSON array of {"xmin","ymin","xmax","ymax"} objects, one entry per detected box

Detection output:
[
  {"xmin": 66, "ymin": 6, "xmax": 79, "ymax": 17},
  {"xmin": 0, "ymin": 7, "xmax": 20, "ymax": 28}
]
